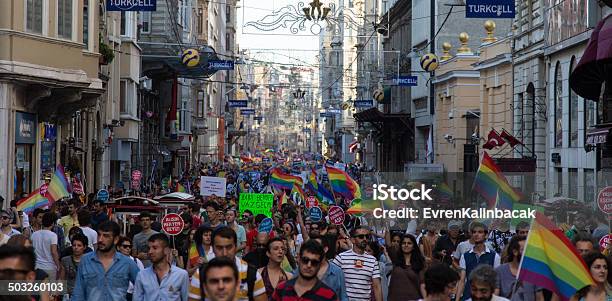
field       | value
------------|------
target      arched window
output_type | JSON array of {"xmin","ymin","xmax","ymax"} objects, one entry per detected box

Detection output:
[
  {"xmin": 554, "ymin": 62, "xmax": 563, "ymax": 148},
  {"xmin": 569, "ymin": 57, "xmax": 578, "ymax": 147},
  {"xmin": 525, "ymin": 83, "xmax": 535, "ymax": 153}
]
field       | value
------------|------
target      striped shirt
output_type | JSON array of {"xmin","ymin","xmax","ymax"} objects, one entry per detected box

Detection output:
[
  {"xmin": 331, "ymin": 249, "xmax": 380, "ymax": 301},
  {"xmin": 272, "ymin": 278, "xmax": 338, "ymax": 301},
  {"xmin": 189, "ymin": 256, "xmax": 266, "ymax": 300}
]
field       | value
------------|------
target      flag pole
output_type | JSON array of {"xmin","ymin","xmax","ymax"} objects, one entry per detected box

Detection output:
[{"xmin": 325, "ymin": 166, "xmax": 339, "ymax": 205}]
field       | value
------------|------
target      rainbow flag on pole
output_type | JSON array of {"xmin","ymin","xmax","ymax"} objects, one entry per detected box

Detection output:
[
  {"xmin": 269, "ymin": 168, "xmax": 303, "ymax": 191},
  {"xmin": 472, "ymin": 152, "xmax": 521, "ymax": 208},
  {"xmin": 518, "ymin": 212, "xmax": 594, "ymax": 301},
  {"xmin": 16, "ymin": 188, "xmax": 49, "ymax": 214},
  {"xmin": 325, "ymin": 166, "xmax": 361, "ymax": 200},
  {"xmin": 176, "ymin": 182, "xmax": 186, "ymax": 193},
  {"xmin": 47, "ymin": 165, "xmax": 71, "ymax": 202}
]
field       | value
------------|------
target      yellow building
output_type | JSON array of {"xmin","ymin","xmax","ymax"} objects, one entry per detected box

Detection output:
[{"xmin": 0, "ymin": 0, "xmax": 103, "ymax": 201}]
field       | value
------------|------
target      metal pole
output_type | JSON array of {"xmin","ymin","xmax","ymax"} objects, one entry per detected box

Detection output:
[{"xmin": 429, "ymin": 0, "xmax": 436, "ymax": 163}]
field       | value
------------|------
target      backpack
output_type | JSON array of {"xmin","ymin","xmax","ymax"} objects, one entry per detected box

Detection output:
[{"xmin": 199, "ymin": 260, "xmax": 257, "ymax": 301}]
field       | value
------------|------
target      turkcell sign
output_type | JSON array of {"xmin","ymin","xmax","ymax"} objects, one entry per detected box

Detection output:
[
  {"xmin": 327, "ymin": 109, "xmax": 342, "ymax": 115},
  {"xmin": 395, "ymin": 76, "xmax": 418, "ymax": 86},
  {"xmin": 208, "ymin": 60, "xmax": 235, "ymax": 70},
  {"xmin": 241, "ymin": 109, "xmax": 255, "ymax": 115},
  {"xmin": 354, "ymin": 100, "xmax": 374, "ymax": 108},
  {"xmin": 107, "ymin": 0, "xmax": 156, "ymax": 11},
  {"xmin": 228, "ymin": 100, "xmax": 248, "ymax": 108},
  {"xmin": 465, "ymin": 0, "xmax": 515, "ymax": 18}
]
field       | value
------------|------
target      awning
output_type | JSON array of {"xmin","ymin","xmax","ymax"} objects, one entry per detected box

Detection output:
[
  {"xmin": 586, "ymin": 127, "xmax": 612, "ymax": 145},
  {"xmin": 569, "ymin": 15, "xmax": 612, "ymax": 100}
]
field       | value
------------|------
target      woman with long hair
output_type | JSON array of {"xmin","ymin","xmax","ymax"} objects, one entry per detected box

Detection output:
[
  {"xmin": 571, "ymin": 252, "xmax": 612, "ymax": 301},
  {"xmin": 258, "ymin": 237, "xmax": 289, "ymax": 300},
  {"xmin": 187, "ymin": 225, "xmax": 215, "ymax": 277},
  {"xmin": 388, "ymin": 234, "xmax": 427, "ymax": 301}
]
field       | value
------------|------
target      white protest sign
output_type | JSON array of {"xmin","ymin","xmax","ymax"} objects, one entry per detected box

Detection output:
[{"xmin": 200, "ymin": 176, "xmax": 227, "ymax": 197}]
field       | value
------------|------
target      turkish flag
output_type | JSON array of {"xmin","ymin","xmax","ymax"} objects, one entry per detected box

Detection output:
[
  {"xmin": 482, "ymin": 130, "xmax": 505, "ymax": 150},
  {"xmin": 501, "ymin": 130, "xmax": 524, "ymax": 147}
]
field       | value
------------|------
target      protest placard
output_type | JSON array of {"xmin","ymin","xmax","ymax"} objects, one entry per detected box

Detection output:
[
  {"xmin": 239, "ymin": 193, "xmax": 274, "ymax": 218},
  {"xmin": 200, "ymin": 176, "xmax": 227, "ymax": 197}
]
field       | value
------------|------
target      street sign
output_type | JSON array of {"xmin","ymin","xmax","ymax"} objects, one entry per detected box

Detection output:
[
  {"xmin": 208, "ymin": 60, "xmax": 235, "ymax": 70},
  {"xmin": 328, "ymin": 206, "xmax": 345, "ymax": 225},
  {"xmin": 327, "ymin": 108, "xmax": 342, "ymax": 114},
  {"xmin": 106, "ymin": 0, "xmax": 157, "ymax": 11},
  {"xmin": 228, "ymin": 100, "xmax": 248, "ymax": 108},
  {"xmin": 309, "ymin": 206, "xmax": 323, "ymax": 222},
  {"xmin": 598, "ymin": 186, "xmax": 612, "ymax": 214},
  {"xmin": 354, "ymin": 100, "xmax": 374, "ymax": 108},
  {"xmin": 241, "ymin": 109, "xmax": 256, "ymax": 115},
  {"xmin": 306, "ymin": 196, "xmax": 318, "ymax": 209},
  {"xmin": 465, "ymin": 0, "xmax": 515, "ymax": 18},
  {"xmin": 131, "ymin": 170, "xmax": 142, "ymax": 180},
  {"xmin": 162, "ymin": 213, "xmax": 184, "ymax": 236},
  {"xmin": 258, "ymin": 218, "xmax": 273, "ymax": 233},
  {"xmin": 319, "ymin": 112, "xmax": 333, "ymax": 118},
  {"xmin": 96, "ymin": 189, "xmax": 109, "ymax": 202},
  {"xmin": 394, "ymin": 76, "xmax": 418, "ymax": 86},
  {"xmin": 600, "ymin": 234, "xmax": 612, "ymax": 251}
]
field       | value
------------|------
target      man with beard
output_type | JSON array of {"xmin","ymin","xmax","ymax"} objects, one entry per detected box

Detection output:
[
  {"xmin": 466, "ymin": 265, "xmax": 509, "ymax": 301},
  {"xmin": 202, "ymin": 257, "xmax": 242, "ymax": 301},
  {"xmin": 272, "ymin": 240, "xmax": 338, "ymax": 301},
  {"xmin": 72, "ymin": 221, "xmax": 140, "ymax": 301},
  {"xmin": 133, "ymin": 233, "xmax": 189, "ymax": 301},
  {"xmin": 331, "ymin": 226, "xmax": 383, "ymax": 301}
]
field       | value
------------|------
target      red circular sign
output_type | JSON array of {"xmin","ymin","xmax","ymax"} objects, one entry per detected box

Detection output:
[
  {"xmin": 132, "ymin": 170, "xmax": 142, "ymax": 181},
  {"xmin": 306, "ymin": 197, "xmax": 318, "ymax": 209},
  {"xmin": 598, "ymin": 186, "xmax": 612, "ymax": 214},
  {"xmin": 600, "ymin": 234, "xmax": 612, "ymax": 251},
  {"xmin": 40, "ymin": 183, "xmax": 49, "ymax": 197},
  {"xmin": 328, "ymin": 206, "xmax": 345, "ymax": 225},
  {"xmin": 162, "ymin": 213, "xmax": 185, "ymax": 236}
]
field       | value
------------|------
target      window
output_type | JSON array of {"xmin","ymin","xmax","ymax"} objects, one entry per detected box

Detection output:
[
  {"xmin": 525, "ymin": 84, "xmax": 536, "ymax": 151},
  {"xmin": 140, "ymin": 12, "xmax": 151, "ymax": 34},
  {"xmin": 57, "ymin": 0, "xmax": 73, "ymax": 39},
  {"xmin": 226, "ymin": 6, "xmax": 231, "ymax": 22},
  {"xmin": 556, "ymin": 168, "xmax": 563, "ymax": 196},
  {"xmin": 197, "ymin": 91, "xmax": 204, "ymax": 118},
  {"xmin": 554, "ymin": 62, "xmax": 563, "ymax": 148},
  {"xmin": 197, "ymin": 9, "xmax": 203, "ymax": 34},
  {"xmin": 120, "ymin": 80, "xmax": 134, "ymax": 114},
  {"xmin": 226, "ymin": 33, "xmax": 231, "ymax": 51},
  {"xmin": 26, "ymin": 0, "xmax": 43, "ymax": 34},
  {"xmin": 584, "ymin": 169, "xmax": 595, "ymax": 202},
  {"xmin": 569, "ymin": 58, "xmax": 579, "ymax": 147},
  {"xmin": 121, "ymin": 12, "xmax": 126, "ymax": 36},
  {"xmin": 120, "ymin": 80, "xmax": 127, "ymax": 113},
  {"xmin": 83, "ymin": 1, "xmax": 89, "ymax": 48},
  {"xmin": 568, "ymin": 168, "xmax": 577, "ymax": 198},
  {"xmin": 585, "ymin": 98, "xmax": 596, "ymax": 133}
]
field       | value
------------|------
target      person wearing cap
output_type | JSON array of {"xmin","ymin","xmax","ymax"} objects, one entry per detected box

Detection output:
[
  {"xmin": 1, "ymin": 209, "xmax": 21, "ymax": 237},
  {"xmin": 434, "ymin": 221, "xmax": 464, "ymax": 267}
]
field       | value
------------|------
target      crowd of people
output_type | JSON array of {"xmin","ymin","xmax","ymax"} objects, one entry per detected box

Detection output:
[{"xmin": 0, "ymin": 158, "xmax": 610, "ymax": 301}]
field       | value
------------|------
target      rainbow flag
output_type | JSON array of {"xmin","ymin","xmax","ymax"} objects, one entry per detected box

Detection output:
[
  {"xmin": 518, "ymin": 212, "xmax": 594, "ymax": 301},
  {"xmin": 176, "ymin": 182, "xmax": 186, "ymax": 193},
  {"xmin": 269, "ymin": 168, "xmax": 303, "ymax": 191},
  {"xmin": 188, "ymin": 243, "xmax": 206, "ymax": 267},
  {"xmin": 291, "ymin": 183, "xmax": 306, "ymax": 202},
  {"xmin": 47, "ymin": 165, "xmax": 71, "ymax": 202},
  {"xmin": 436, "ymin": 182, "xmax": 453, "ymax": 200},
  {"xmin": 16, "ymin": 188, "xmax": 49, "ymax": 214},
  {"xmin": 472, "ymin": 152, "xmax": 521, "ymax": 208},
  {"xmin": 326, "ymin": 166, "xmax": 361, "ymax": 200}
]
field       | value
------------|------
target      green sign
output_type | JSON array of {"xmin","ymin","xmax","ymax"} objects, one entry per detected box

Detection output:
[{"xmin": 239, "ymin": 193, "xmax": 274, "ymax": 218}]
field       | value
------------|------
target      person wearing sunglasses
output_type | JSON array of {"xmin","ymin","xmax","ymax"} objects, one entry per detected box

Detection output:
[
  {"xmin": 331, "ymin": 226, "xmax": 383, "ymax": 301},
  {"xmin": 1, "ymin": 209, "xmax": 21, "ymax": 237},
  {"xmin": 272, "ymin": 240, "xmax": 339, "ymax": 301},
  {"xmin": 117, "ymin": 236, "xmax": 145, "ymax": 301}
]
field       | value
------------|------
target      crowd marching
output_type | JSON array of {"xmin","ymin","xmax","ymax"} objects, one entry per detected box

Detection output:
[{"xmin": 0, "ymin": 151, "xmax": 610, "ymax": 301}]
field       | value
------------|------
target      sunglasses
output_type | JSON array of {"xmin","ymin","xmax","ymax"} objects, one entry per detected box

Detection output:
[
  {"xmin": 121, "ymin": 244, "xmax": 132, "ymax": 248},
  {"xmin": 353, "ymin": 234, "xmax": 370, "ymax": 240},
  {"xmin": 300, "ymin": 257, "xmax": 321, "ymax": 266},
  {"xmin": 0, "ymin": 216, "xmax": 9, "ymax": 220}
]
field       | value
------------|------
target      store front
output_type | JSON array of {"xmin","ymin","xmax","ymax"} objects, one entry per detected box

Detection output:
[{"xmin": 14, "ymin": 112, "xmax": 37, "ymax": 196}]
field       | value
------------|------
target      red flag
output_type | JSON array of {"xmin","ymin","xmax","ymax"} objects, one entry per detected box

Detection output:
[
  {"xmin": 482, "ymin": 130, "xmax": 505, "ymax": 150},
  {"xmin": 501, "ymin": 130, "xmax": 523, "ymax": 147}
]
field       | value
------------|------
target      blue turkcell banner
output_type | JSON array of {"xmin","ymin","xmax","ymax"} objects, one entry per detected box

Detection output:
[
  {"xmin": 241, "ymin": 109, "xmax": 255, "ymax": 115},
  {"xmin": 228, "ymin": 100, "xmax": 248, "ymax": 108},
  {"xmin": 465, "ymin": 0, "xmax": 515, "ymax": 18},
  {"xmin": 208, "ymin": 60, "xmax": 235, "ymax": 70},
  {"xmin": 106, "ymin": 0, "xmax": 156, "ymax": 11},
  {"xmin": 353, "ymin": 100, "xmax": 374, "ymax": 108},
  {"xmin": 394, "ymin": 76, "xmax": 418, "ymax": 86}
]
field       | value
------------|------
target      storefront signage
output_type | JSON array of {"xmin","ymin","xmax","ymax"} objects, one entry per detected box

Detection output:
[
  {"xmin": 394, "ymin": 76, "xmax": 418, "ymax": 86},
  {"xmin": 106, "ymin": 0, "xmax": 157, "ymax": 11},
  {"xmin": 354, "ymin": 100, "xmax": 374, "ymax": 108},
  {"xmin": 465, "ymin": 0, "xmax": 515, "ymax": 18},
  {"xmin": 15, "ymin": 112, "xmax": 37, "ymax": 144},
  {"xmin": 228, "ymin": 100, "xmax": 248, "ymax": 108},
  {"xmin": 241, "ymin": 109, "xmax": 255, "ymax": 115},
  {"xmin": 208, "ymin": 60, "xmax": 235, "ymax": 70},
  {"xmin": 254, "ymin": 116, "xmax": 264, "ymax": 121}
]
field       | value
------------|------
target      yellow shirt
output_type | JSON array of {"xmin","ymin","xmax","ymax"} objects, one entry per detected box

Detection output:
[
  {"xmin": 188, "ymin": 257, "xmax": 265, "ymax": 300},
  {"xmin": 58, "ymin": 215, "xmax": 79, "ymax": 235}
]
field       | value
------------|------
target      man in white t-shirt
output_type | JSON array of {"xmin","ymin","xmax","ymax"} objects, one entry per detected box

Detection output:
[
  {"xmin": 332, "ymin": 226, "xmax": 383, "ymax": 301},
  {"xmin": 78, "ymin": 209, "xmax": 97, "ymax": 250},
  {"xmin": 31, "ymin": 211, "xmax": 63, "ymax": 281}
]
